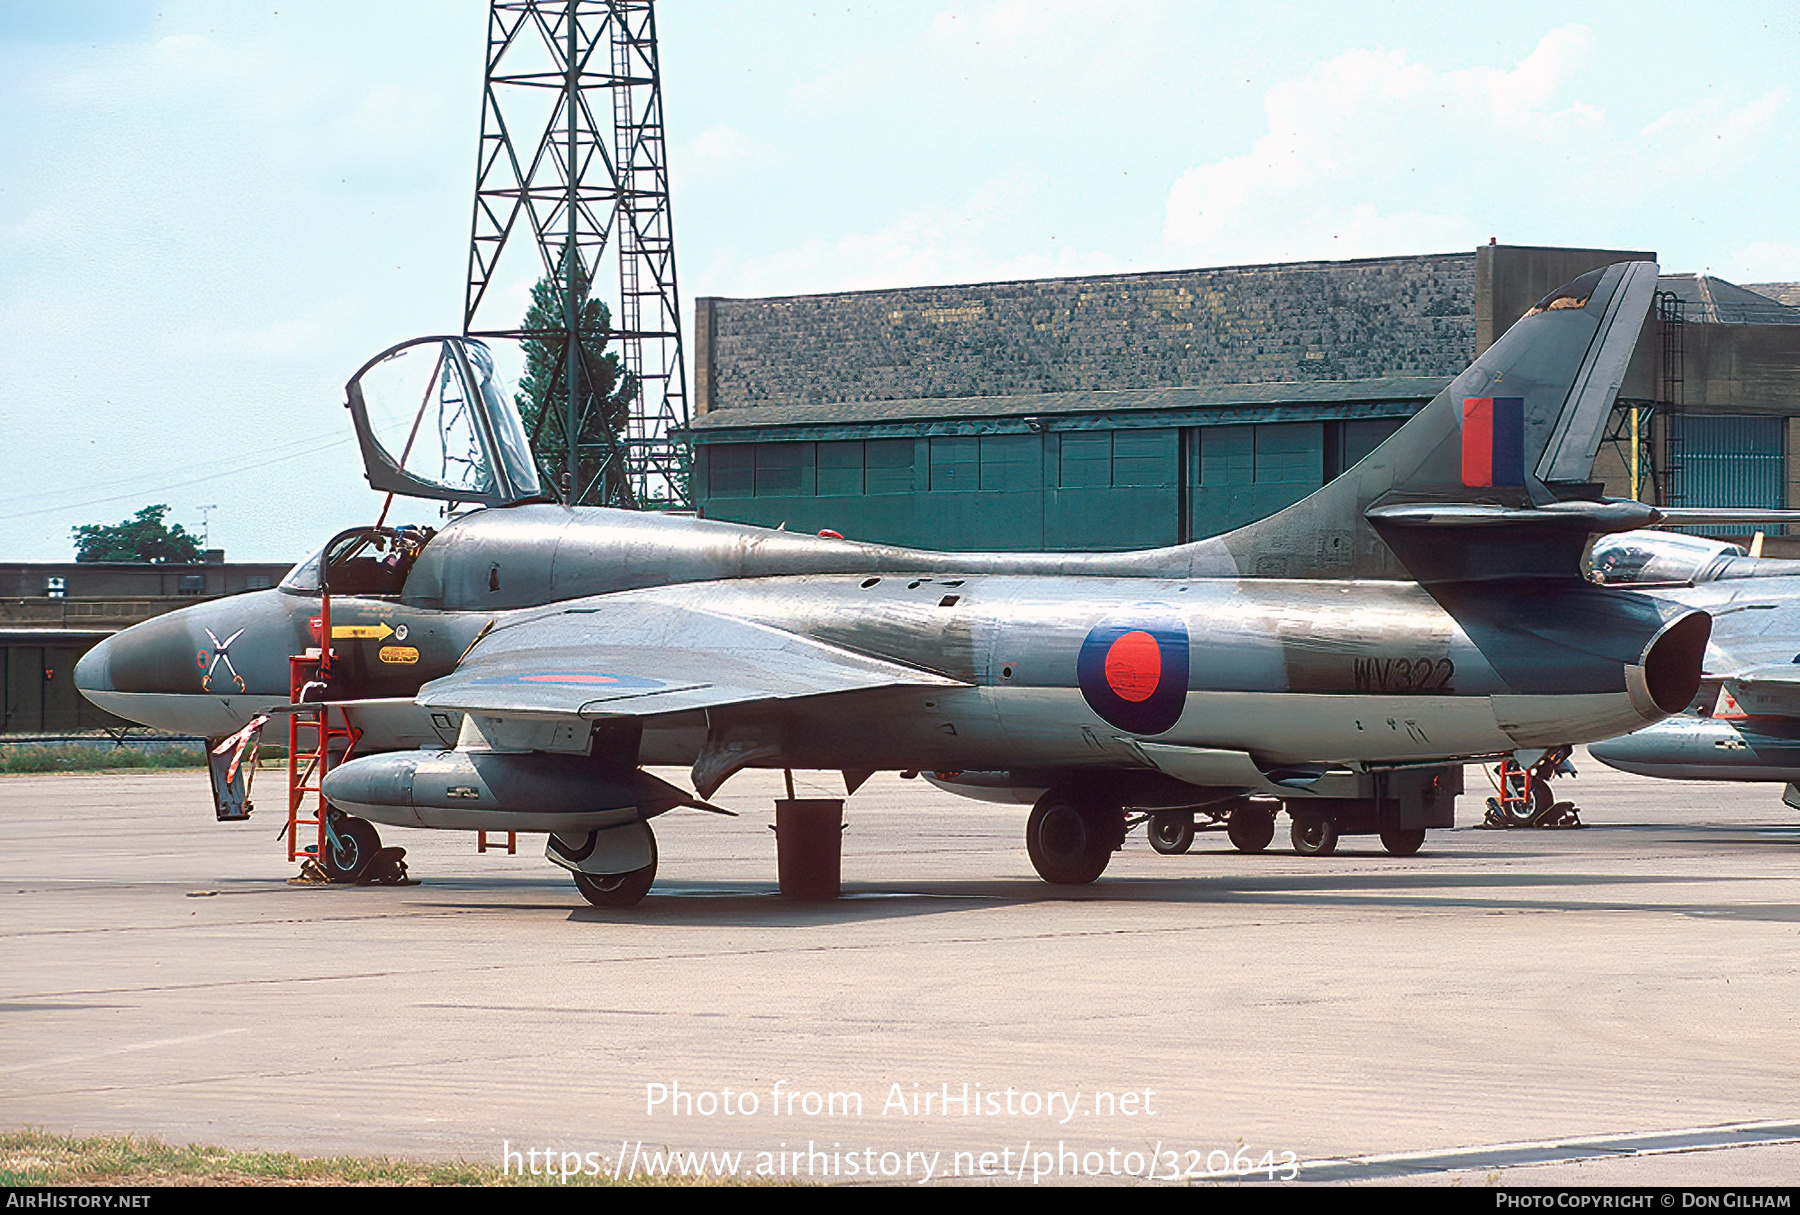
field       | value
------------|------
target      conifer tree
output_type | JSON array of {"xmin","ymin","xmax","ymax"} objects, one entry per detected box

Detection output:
[{"xmin": 515, "ymin": 250, "xmax": 638, "ymax": 505}]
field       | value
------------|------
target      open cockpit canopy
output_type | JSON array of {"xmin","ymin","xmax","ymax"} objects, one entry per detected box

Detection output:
[{"xmin": 345, "ymin": 336, "xmax": 542, "ymax": 507}]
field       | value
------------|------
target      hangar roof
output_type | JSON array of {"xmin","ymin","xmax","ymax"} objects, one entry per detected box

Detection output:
[
  {"xmin": 1746, "ymin": 282, "xmax": 1800, "ymax": 308},
  {"xmin": 1660, "ymin": 275, "xmax": 1800, "ymax": 324},
  {"xmin": 689, "ymin": 376, "xmax": 1449, "ymax": 439}
]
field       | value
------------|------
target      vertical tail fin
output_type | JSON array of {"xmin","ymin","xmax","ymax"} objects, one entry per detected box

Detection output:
[{"xmin": 1208, "ymin": 261, "xmax": 1659, "ymax": 581}]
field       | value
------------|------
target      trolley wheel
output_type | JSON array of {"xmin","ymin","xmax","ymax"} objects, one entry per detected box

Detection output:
[
  {"xmin": 1289, "ymin": 808, "xmax": 1339, "ymax": 857},
  {"xmin": 324, "ymin": 814, "xmax": 381, "ymax": 882},
  {"xmin": 1147, "ymin": 812, "xmax": 1195, "ymax": 855},
  {"xmin": 1379, "ymin": 828, "xmax": 1426, "ymax": 857},
  {"xmin": 573, "ymin": 828, "xmax": 658, "ymax": 908},
  {"xmin": 1026, "ymin": 789, "xmax": 1123, "ymax": 885},
  {"xmin": 1227, "ymin": 803, "xmax": 1276, "ymax": 853}
]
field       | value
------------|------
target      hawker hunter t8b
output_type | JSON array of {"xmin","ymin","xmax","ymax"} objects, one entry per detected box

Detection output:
[{"xmin": 79, "ymin": 263, "xmax": 1725, "ymax": 904}]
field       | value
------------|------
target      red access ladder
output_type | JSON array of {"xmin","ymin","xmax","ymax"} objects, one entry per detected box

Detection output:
[
  {"xmin": 1490, "ymin": 755, "xmax": 1536, "ymax": 822},
  {"xmin": 285, "ymin": 596, "xmax": 361, "ymax": 865}
]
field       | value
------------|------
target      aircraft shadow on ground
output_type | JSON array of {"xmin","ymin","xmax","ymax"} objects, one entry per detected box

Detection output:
[{"xmin": 381, "ymin": 866, "xmax": 1791, "ymax": 928}]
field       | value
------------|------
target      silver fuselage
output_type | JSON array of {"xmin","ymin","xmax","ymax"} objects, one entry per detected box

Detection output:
[{"xmin": 78, "ymin": 505, "xmax": 1682, "ymax": 783}]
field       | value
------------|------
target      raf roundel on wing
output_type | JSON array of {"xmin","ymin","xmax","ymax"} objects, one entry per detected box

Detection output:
[{"xmin": 1076, "ymin": 607, "xmax": 1190, "ymax": 735}]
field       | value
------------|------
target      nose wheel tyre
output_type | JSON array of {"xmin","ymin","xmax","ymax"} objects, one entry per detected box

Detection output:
[
  {"xmin": 1147, "ymin": 812, "xmax": 1195, "ymax": 855},
  {"xmin": 1027, "ymin": 791, "xmax": 1124, "ymax": 885},
  {"xmin": 572, "ymin": 829, "xmax": 658, "ymax": 908},
  {"xmin": 324, "ymin": 813, "xmax": 381, "ymax": 882},
  {"xmin": 1288, "ymin": 808, "xmax": 1339, "ymax": 857},
  {"xmin": 1226, "ymin": 804, "xmax": 1276, "ymax": 853}
]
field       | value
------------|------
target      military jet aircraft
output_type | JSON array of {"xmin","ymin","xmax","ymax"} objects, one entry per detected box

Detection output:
[
  {"xmin": 77, "ymin": 261, "xmax": 1733, "ymax": 906},
  {"xmin": 1586, "ymin": 530, "xmax": 1800, "ymax": 804}
]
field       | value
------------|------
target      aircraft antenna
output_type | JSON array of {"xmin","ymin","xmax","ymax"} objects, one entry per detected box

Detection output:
[{"xmin": 462, "ymin": 0, "xmax": 690, "ymax": 509}]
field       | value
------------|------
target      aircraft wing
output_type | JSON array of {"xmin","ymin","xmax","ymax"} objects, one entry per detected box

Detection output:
[
  {"xmin": 1720, "ymin": 665, "xmax": 1800, "ymax": 717},
  {"xmin": 415, "ymin": 600, "xmax": 963, "ymax": 719}
]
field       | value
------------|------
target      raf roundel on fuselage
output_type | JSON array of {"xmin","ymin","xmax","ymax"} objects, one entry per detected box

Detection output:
[{"xmin": 1076, "ymin": 606, "xmax": 1190, "ymax": 735}]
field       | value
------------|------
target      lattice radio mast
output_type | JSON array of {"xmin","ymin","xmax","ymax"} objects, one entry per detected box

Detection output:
[{"xmin": 463, "ymin": 0, "xmax": 689, "ymax": 508}]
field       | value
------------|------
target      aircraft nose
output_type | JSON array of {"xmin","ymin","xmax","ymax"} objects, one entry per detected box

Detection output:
[{"xmin": 74, "ymin": 635, "xmax": 114, "ymax": 693}]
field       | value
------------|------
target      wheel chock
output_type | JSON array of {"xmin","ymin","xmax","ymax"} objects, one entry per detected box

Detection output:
[
  {"xmin": 287, "ymin": 858, "xmax": 332, "ymax": 886},
  {"xmin": 354, "ymin": 846, "xmax": 417, "ymax": 886}
]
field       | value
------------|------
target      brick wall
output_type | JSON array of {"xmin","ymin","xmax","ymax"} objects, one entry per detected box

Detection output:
[{"xmin": 699, "ymin": 253, "xmax": 1477, "ymax": 411}]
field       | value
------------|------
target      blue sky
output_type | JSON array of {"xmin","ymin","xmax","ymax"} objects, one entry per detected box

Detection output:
[{"xmin": 2, "ymin": 1, "xmax": 1796, "ymax": 560}]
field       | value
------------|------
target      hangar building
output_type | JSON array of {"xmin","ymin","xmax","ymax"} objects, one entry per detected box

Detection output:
[
  {"xmin": 687, "ymin": 244, "xmax": 1800, "ymax": 553},
  {"xmin": 1, "ymin": 555, "xmax": 291, "ymax": 735}
]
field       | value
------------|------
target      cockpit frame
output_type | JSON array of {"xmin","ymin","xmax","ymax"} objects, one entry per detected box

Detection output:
[{"xmin": 344, "ymin": 335, "xmax": 544, "ymax": 508}]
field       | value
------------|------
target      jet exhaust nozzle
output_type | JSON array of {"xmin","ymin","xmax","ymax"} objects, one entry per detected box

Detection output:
[{"xmin": 1628, "ymin": 610, "xmax": 1712, "ymax": 721}]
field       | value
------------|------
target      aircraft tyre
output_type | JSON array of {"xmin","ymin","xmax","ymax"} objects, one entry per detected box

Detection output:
[
  {"xmin": 1147, "ymin": 812, "xmax": 1194, "ymax": 855},
  {"xmin": 572, "ymin": 828, "xmax": 658, "ymax": 908},
  {"xmin": 324, "ymin": 813, "xmax": 380, "ymax": 882},
  {"xmin": 1227, "ymin": 804, "xmax": 1276, "ymax": 853},
  {"xmin": 1509, "ymin": 781, "xmax": 1554, "ymax": 826},
  {"xmin": 1289, "ymin": 808, "xmax": 1338, "ymax": 857},
  {"xmin": 1027, "ymin": 791, "xmax": 1123, "ymax": 885},
  {"xmin": 1380, "ymin": 828, "xmax": 1426, "ymax": 856}
]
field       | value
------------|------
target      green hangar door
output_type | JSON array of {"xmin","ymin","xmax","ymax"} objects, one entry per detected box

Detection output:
[
  {"xmin": 1047, "ymin": 429, "xmax": 1180, "ymax": 550},
  {"xmin": 694, "ymin": 417, "xmax": 1404, "ymax": 552},
  {"xmin": 1667, "ymin": 415, "xmax": 1787, "ymax": 534},
  {"xmin": 1185, "ymin": 423, "xmax": 1323, "ymax": 539}
]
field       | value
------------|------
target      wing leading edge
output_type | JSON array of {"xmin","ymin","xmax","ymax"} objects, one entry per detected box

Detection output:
[{"xmin": 416, "ymin": 600, "xmax": 964, "ymax": 720}]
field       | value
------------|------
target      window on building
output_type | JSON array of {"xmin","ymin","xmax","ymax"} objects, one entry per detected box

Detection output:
[
  {"xmin": 865, "ymin": 439, "xmax": 915, "ymax": 494},
  {"xmin": 978, "ymin": 435, "xmax": 1038, "ymax": 491},
  {"xmin": 1059, "ymin": 433, "xmax": 1111, "ymax": 488},
  {"xmin": 1059, "ymin": 430, "xmax": 1177, "ymax": 488},
  {"xmin": 930, "ymin": 437, "xmax": 979, "ymax": 492},
  {"xmin": 816, "ymin": 441, "xmax": 863, "ymax": 496},
  {"xmin": 707, "ymin": 445, "xmax": 754, "ymax": 498},
  {"xmin": 1253, "ymin": 423, "xmax": 1324, "ymax": 484},
  {"xmin": 1196, "ymin": 425, "xmax": 1255, "ymax": 485},
  {"xmin": 1325, "ymin": 418, "xmax": 1406, "ymax": 480},
  {"xmin": 1112, "ymin": 429, "xmax": 1177, "ymax": 487},
  {"xmin": 754, "ymin": 443, "xmax": 809, "ymax": 496},
  {"xmin": 1187, "ymin": 422, "xmax": 1326, "ymax": 540}
]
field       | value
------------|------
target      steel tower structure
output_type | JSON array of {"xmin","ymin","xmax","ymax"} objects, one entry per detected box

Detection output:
[{"xmin": 463, "ymin": 0, "xmax": 688, "ymax": 508}]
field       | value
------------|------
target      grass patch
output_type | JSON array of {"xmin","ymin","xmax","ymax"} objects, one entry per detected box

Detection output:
[
  {"xmin": 0, "ymin": 1130, "xmax": 772, "ymax": 1186},
  {"xmin": 0, "ymin": 744, "xmax": 207, "ymax": 774}
]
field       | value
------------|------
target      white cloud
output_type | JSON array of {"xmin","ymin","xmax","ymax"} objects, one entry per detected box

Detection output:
[
  {"xmin": 702, "ymin": 171, "xmax": 1114, "ymax": 297},
  {"xmin": 1723, "ymin": 241, "xmax": 1800, "ymax": 283},
  {"xmin": 1160, "ymin": 24, "xmax": 1794, "ymax": 270},
  {"xmin": 1624, "ymin": 89, "xmax": 1786, "ymax": 180},
  {"xmin": 674, "ymin": 124, "xmax": 759, "ymax": 190},
  {"xmin": 794, "ymin": 0, "xmax": 1169, "ymax": 106},
  {"xmin": 1162, "ymin": 26, "xmax": 1608, "ymax": 264}
]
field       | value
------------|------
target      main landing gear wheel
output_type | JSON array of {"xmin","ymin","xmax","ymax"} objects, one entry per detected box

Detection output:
[
  {"xmin": 324, "ymin": 812, "xmax": 380, "ymax": 882},
  {"xmin": 1380, "ymin": 828, "xmax": 1426, "ymax": 857},
  {"xmin": 1226, "ymin": 803, "xmax": 1276, "ymax": 853},
  {"xmin": 1147, "ymin": 812, "xmax": 1195, "ymax": 855},
  {"xmin": 1027, "ymin": 790, "xmax": 1124, "ymax": 885},
  {"xmin": 572, "ymin": 829, "xmax": 658, "ymax": 908},
  {"xmin": 1289, "ymin": 808, "xmax": 1339, "ymax": 857}
]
